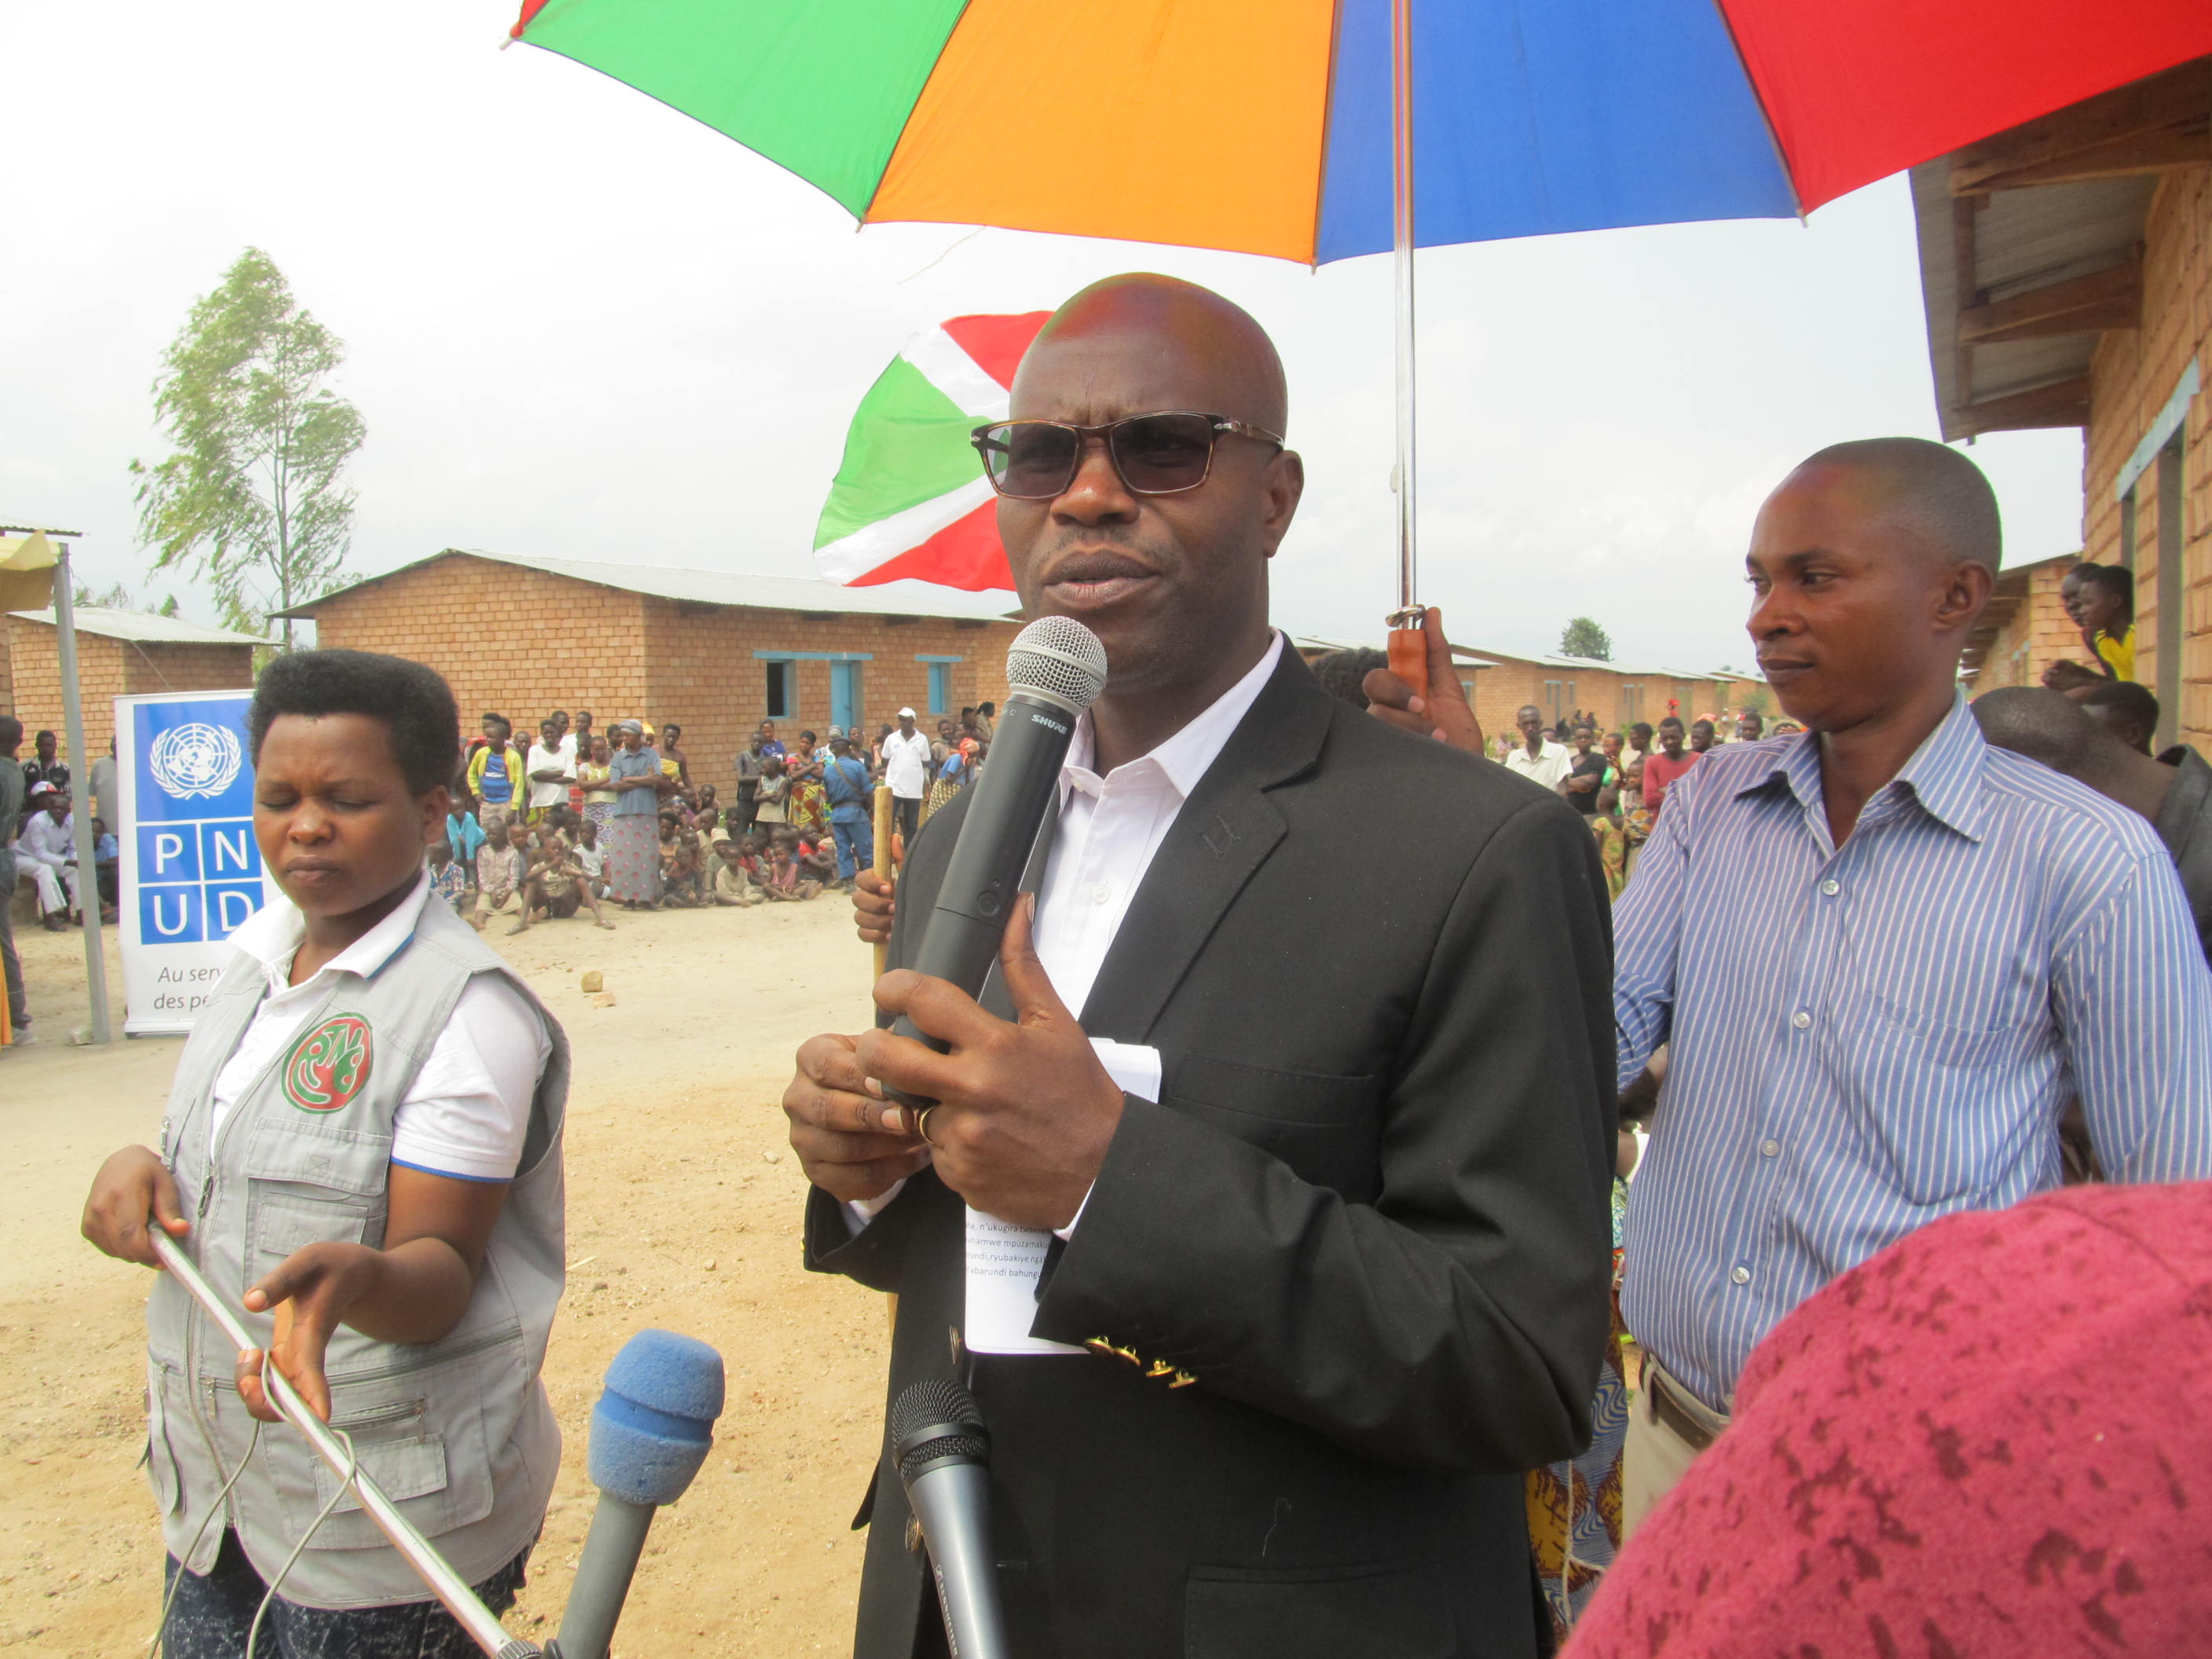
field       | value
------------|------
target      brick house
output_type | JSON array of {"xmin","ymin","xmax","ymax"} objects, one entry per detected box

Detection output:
[
  {"xmin": 2, "ymin": 606, "xmax": 264, "ymax": 761},
  {"xmin": 1959, "ymin": 551, "xmax": 2087, "ymax": 690},
  {"xmin": 279, "ymin": 549, "xmax": 1022, "ymax": 801},
  {"xmin": 1910, "ymin": 57, "xmax": 2209, "ymax": 748},
  {"xmin": 1299, "ymin": 636, "xmax": 1750, "ymax": 738}
]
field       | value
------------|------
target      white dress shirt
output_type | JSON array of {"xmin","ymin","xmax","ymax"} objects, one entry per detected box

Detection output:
[
  {"xmin": 18, "ymin": 808, "xmax": 75, "ymax": 865},
  {"xmin": 211, "ymin": 870, "xmax": 551, "ymax": 1181},
  {"xmin": 851, "ymin": 632, "xmax": 1287, "ymax": 1353},
  {"xmin": 881, "ymin": 727, "xmax": 933, "ymax": 800},
  {"xmin": 1503, "ymin": 739, "xmax": 1573, "ymax": 790}
]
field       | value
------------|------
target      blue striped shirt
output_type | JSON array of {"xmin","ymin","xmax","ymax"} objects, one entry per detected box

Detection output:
[{"xmin": 1617, "ymin": 693, "xmax": 2212, "ymax": 1409}]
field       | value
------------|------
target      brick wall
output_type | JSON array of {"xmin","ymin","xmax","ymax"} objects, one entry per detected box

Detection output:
[
  {"xmin": 4, "ymin": 620, "xmax": 127, "ymax": 763},
  {"xmin": 2084, "ymin": 165, "xmax": 2210, "ymax": 749},
  {"xmin": 304, "ymin": 555, "xmax": 654, "ymax": 778},
  {"xmin": 297, "ymin": 553, "xmax": 1022, "ymax": 800},
  {"xmin": 1973, "ymin": 561, "xmax": 2083, "ymax": 690},
  {"xmin": 2, "ymin": 624, "xmax": 254, "ymax": 763}
]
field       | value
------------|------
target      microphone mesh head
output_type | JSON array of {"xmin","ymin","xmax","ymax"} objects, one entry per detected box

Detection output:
[
  {"xmin": 1006, "ymin": 616, "xmax": 1108, "ymax": 712},
  {"xmin": 891, "ymin": 1375, "xmax": 990, "ymax": 1479}
]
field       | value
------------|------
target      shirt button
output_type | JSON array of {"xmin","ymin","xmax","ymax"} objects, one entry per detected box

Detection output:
[
  {"xmin": 1820, "ymin": 878, "xmax": 1840, "ymax": 896},
  {"xmin": 1760, "ymin": 1138, "xmax": 1781, "ymax": 1157},
  {"xmin": 1730, "ymin": 1265, "xmax": 1752, "ymax": 1286},
  {"xmin": 1091, "ymin": 883, "xmax": 1111, "ymax": 905},
  {"xmin": 1791, "ymin": 1010, "xmax": 1812, "ymax": 1030}
]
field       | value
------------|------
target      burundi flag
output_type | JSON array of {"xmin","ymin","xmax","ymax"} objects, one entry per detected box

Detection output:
[{"xmin": 813, "ymin": 312, "xmax": 1048, "ymax": 591}]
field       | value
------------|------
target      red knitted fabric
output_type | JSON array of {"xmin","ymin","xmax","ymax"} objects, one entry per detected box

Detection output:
[{"xmin": 1566, "ymin": 1182, "xmax": 2212, "ymax": 1657}]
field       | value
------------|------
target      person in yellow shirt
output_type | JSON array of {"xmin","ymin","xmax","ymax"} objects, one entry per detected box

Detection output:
[
  {"xmin": 2044, "ymin": 562, "xmax": 2136, "ymax": 690},
  {"xmin": 465, "ymin": 714, "xmax": 526, "ymax": 837}
]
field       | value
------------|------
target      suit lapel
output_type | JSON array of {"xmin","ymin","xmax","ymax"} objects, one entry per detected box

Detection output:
[{"xmin": 1079, "ymin": 650, "xmax": 1332, "ymax": 1040}]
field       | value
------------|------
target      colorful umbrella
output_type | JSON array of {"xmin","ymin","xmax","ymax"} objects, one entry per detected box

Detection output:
[
  {"xmin": 507, "ymin": 0, "xmax": 2207, "ymax": 259},
  {"xmin": 813, "ymin": 311, "xmax": 1046, "ymax": 591}
]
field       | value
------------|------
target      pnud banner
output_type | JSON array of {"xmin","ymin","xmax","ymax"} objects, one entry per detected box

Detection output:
[{"xmin": 116, "ymin": 690, "xmax": 276, "ymax": 1035}]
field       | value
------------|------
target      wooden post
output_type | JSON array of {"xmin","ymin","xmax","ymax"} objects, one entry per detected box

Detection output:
[{"xmin": 870, "ymin": 782, "xmax": 895, "ymax": 980}]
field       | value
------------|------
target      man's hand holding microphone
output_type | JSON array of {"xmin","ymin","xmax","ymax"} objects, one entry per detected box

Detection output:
[{"xmin": 783, "ymin": 893, "xmax": 1122, "ymax": 1232}]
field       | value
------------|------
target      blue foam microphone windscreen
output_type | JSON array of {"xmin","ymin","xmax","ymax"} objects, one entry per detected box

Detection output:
[{"xmin": 587, "ymin": 1329, "xmax": 727, "ymax": 1507}]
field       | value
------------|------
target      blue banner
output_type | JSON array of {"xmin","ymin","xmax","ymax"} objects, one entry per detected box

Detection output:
[{"xmin": 117, "ymin": 689, "xmax": 271, "ymax": 1035}]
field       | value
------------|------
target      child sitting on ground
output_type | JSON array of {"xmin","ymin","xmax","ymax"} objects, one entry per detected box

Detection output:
[
  {"xmin": 757, "ymin": 830, "xmax": 822, "ymax": 902},
  {"xmin": 518, "ymin": 815, "xmax": 615, "ymax": 932},
  {"xmin": 709, "ymin": 834, "xmax": 764, "ymax": 906},
  {"xmin": 427, "ymin": 838, "xmax": 469, "ymax": 914},
  {"xmin": 797, "ymin": 831, "xmax": 840, "ymax": 885},
  {"xmin": 658, "ymin": 811, "xmax": 701, "ymax": 906}
]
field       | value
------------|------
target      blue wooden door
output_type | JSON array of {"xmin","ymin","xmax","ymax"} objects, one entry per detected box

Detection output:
[{"xmin": 831, "ymin": 661, "xmax": 861, "ymax": 734}]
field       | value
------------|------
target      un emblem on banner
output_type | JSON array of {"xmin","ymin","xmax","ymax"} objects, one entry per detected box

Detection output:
[
  {"xmin": 148, "ymin": 723, "xmax": 244, "ymax": 800},
  {"xmin": 283, "ymin": 1016, "xmax": 374, "ymax": 1113}
]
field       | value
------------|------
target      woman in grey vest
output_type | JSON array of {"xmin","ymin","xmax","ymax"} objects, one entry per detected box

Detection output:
[{"xmin": 81, "ymin": 650, "xmax": 569, "ymax": 1658}]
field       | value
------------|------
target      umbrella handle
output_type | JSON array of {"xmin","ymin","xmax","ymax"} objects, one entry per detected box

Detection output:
[{"xmin": 1387, "ymin": 612, "xmax": 1429, "ymax": 705}]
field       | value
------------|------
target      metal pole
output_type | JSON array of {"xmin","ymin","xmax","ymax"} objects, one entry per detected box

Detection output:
[
  {"xmin": 1382, "ymin": 0, "xmax": 1430, "ymax": 700},
  {"xmin": 1391, "ymin": 0, "xmax": 1417, "ymax": 617},
  {"xmin": 51, "ymin": 544, "xmax": 112, "ymax": 1044},
  {"xmin": 152, "ymin": 1235, "xmax": 537, "ymax": 1658}
]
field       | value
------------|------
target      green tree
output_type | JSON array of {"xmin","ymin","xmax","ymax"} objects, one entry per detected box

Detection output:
[
  {"xmin": 1558, "ymin": 616, "xmax": 1613, "ymax": 661},
  {"xmin": 131, "ymin": 247, "xmax": 364, "ymax": 650}
]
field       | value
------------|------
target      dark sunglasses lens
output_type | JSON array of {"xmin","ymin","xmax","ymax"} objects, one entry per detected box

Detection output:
[
  {"xmin": 1111, "ymin": 414, "xmax": 1216, "ymax": 492},
  {"xmin": 980, "ymin": 423, "xmax": 1079, "ymax": 497}
]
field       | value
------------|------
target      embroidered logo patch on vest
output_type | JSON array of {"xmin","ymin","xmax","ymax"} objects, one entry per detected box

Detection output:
[{"xmin": 283, "ymin": 1016, "xmax": 373, "ymax": 1113}]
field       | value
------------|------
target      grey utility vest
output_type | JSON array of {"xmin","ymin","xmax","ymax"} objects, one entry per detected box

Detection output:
[{"xmin": 145, "ymin": 892, "xmax": 569, "ymax": 1609}]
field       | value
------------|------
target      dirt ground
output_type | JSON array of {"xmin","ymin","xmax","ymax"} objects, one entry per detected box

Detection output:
[{"xmin": 0, "ymin": 895, "xmax": 894, "ymax": 1655}]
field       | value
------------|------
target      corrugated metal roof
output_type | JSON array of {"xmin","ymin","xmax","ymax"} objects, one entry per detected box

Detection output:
[
  {"xmin": 1910, "ymin": 159, "xmax": 2155, "ymax": 441},
  {"xmin": 277, "ymin": 548, "xmax": 1022, "ymax": 624},
  {"xmin": 7, "ymin": 606, "xmax": 269, "ymax": 646}
]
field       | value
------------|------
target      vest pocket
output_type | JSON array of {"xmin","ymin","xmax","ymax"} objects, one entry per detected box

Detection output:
[
  {"xmin": 262, "ymin": 1335, "xmax": 518, "ymax": 1551},
  {"xmin": 246, "ymin": 1181, "xmax": 376, "ymax": 1286}
]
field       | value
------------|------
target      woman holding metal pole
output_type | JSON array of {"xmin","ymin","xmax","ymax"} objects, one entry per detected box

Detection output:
[{"xmin": 79, "ymin": 649, "xmax": 569, "ymax": 1658}]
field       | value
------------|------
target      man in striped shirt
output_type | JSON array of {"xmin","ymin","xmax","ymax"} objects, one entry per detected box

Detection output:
[{"xmin": 1613, "ymin": 438, "xmax": 2212, "ymax": 1533}]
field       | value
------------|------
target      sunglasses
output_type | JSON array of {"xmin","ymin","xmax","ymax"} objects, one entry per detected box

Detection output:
[{"xmin": 970, "ymin": 411, "xmax": 1285, "ymax": 500}]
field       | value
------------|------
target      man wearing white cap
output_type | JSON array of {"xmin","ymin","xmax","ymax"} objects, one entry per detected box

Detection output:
[{"xmin": 879, "ymin": 707, "xmax": 932, "ymax": 853}]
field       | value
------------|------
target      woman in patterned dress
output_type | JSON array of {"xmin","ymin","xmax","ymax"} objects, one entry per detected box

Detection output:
[{"xmin": 602, "ymin": 722, "xmax": 666, "ymax": 909}]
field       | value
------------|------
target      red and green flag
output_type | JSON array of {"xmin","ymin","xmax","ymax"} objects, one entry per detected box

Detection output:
[{"xmin": 812, "ymin": 311, "xmax": 1046, "ymax": 591}]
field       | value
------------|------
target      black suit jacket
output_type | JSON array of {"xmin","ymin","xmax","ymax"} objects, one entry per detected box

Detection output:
[
  {"xmin": 2155, "ymin": 745, "xmax": 2212, "ymax": 964},
  {"xmin": 807, "ymin": 647, "xmax": 1617, "ymax": 1659}
]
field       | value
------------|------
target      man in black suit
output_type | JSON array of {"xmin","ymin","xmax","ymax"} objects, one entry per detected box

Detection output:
[{"xmin": 784, "ymin": 273, "xmax": 1616, "ymax": 1659}]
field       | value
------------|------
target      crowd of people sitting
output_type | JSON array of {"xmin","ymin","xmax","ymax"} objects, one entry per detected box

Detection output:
[{"xmin": 434, "ymin": 702, "xmax": 1002, "ymax": 929}]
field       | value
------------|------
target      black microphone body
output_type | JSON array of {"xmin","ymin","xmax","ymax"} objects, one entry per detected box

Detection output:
[
  {"xmin": 890, "ymin": 617, "xmax": 1108, "ymax": 1070},
  {"xmin": 894, "ymin": 687, "xmax": 1075, "ymax": 1017},
  {"xmin": 892, "ymin": 1379, "xmax": 1010, "ymax": 1659}
]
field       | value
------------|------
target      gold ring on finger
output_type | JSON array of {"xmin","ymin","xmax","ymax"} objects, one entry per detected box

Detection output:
[{"xmin": 916, "ymin": 1106, "xmax": 940, "ymax": 1146}]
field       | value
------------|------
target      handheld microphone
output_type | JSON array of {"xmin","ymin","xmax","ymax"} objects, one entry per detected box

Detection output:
[
  {"xmin": 892, "ymin": 1376, "xmax": 1010, "ymax": 1659},
  {"xmin": 547, "ymin": 1329, "xmax": 725, "ymax": 1659},
  {"xmin": 892, "ymin": 615, "xmax": 1108, "ymax": 1046}
]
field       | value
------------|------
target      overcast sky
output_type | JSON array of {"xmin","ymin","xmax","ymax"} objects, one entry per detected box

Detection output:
[{"xmin": 9, "ymin": 0, "xmax": 2086, "ymax": 675}]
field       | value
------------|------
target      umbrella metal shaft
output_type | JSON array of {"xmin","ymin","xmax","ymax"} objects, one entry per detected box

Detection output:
[
  {"xmin": 151, "ymin": 1234, "xmax": 535, "ymax": 1659},
  {"xmin": 1391, "ymin": 0, "xmax": 1416, "ymax": 617}
]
